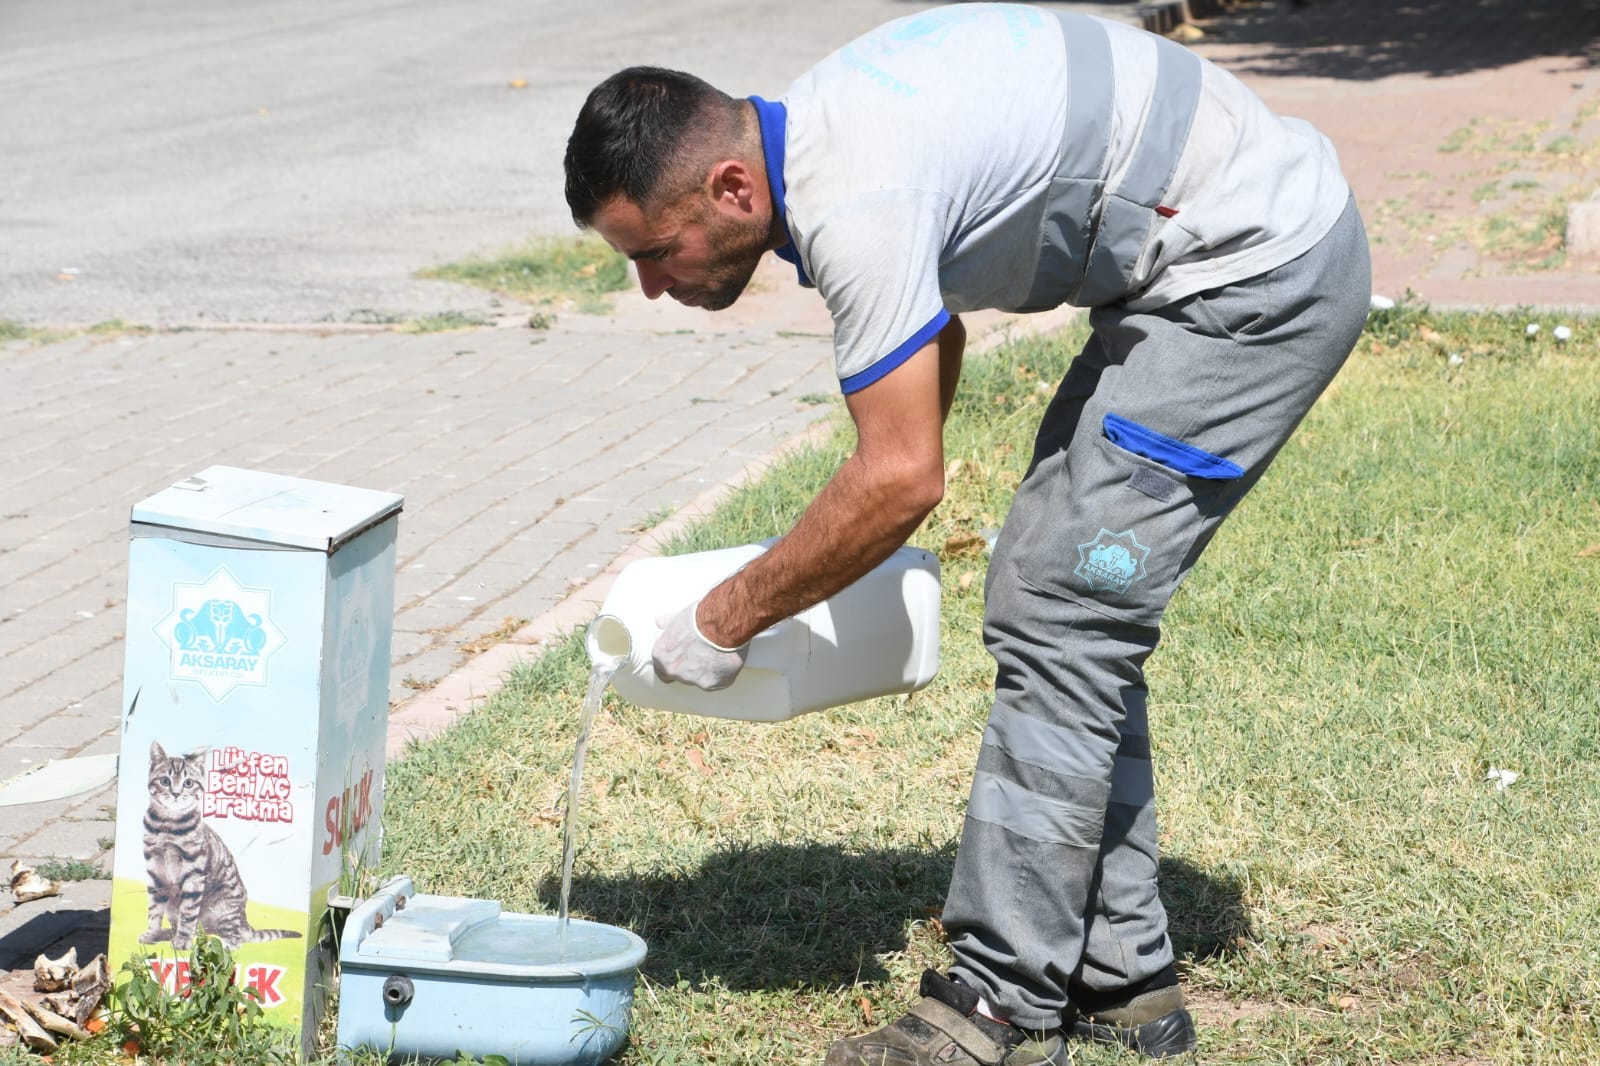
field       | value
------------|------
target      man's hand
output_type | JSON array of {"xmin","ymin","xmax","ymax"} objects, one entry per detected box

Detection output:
[{"xmin": 652, "ymin": 601, "xmax": 749, "ymax": 691}]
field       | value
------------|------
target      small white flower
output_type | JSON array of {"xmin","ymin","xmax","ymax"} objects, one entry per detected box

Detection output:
[
  {"xmin": 1486, "ymin": 766, "xmax": 1520, "ymax": 791},
  {"xmin": 1448, "ymin": 353, "xmax": 1465, "ymax": 366},
  {"xmin": 1526, "ymin": 323, "xmax": 1541, "ymax": 337},
  {"xmin": 1554, "ymin": 325, "xmax": 1572, "ymax": 342}
]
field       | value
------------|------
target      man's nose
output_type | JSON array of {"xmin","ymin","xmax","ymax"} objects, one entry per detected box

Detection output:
[{"xmin": 635, "ymin": 259, "xmax": 671, "ymax": 300}]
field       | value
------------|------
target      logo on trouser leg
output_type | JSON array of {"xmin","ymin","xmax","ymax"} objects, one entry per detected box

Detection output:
[{"xmin": 1074, "ymin": 529, "xmax": 1150, "ymax": 594}]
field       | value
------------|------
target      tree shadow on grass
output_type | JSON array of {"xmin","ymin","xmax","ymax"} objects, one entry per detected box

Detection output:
[
  {"xmin": 1160, "ymin": 854, "xmax": 1256, "ymax": 965},
  {"xmin": 912, "ymin": 0, "xmax": 1600, "ymax": 79},
  {"xmin": 558, "ymin": 842, "xmax": 1252, "ymax": 992},
  {"xmin": 560, "ymin": 840, "xmax": 956, "ymax": 991},
  {"xmin": 1196, "ymin": 0, "xmax": 1600, "ymax": 81}
]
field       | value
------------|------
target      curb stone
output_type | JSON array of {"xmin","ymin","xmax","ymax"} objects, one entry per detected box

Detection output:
[{"xmin": 1566, "ymin": 191, "xmax": 1600, "ymax": 260}]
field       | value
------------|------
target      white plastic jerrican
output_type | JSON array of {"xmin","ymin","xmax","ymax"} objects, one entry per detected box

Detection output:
[{"xmin": 586, "ymin": 543, "xmax": 941, "ymax": 722}]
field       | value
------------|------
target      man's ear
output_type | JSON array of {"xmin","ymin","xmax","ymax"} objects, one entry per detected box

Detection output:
[{"xmin": 707, "ymin": 158, "xmax": 759, "ymax": 213}]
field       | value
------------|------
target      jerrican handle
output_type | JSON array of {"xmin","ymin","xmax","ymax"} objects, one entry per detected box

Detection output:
[{"xmin": 589, "ymin": 611, "xmax": 797, "ymax": 672}]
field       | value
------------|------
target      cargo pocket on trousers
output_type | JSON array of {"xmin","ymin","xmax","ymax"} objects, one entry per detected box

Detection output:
[
  {"xmin": 1101, "ymin": 413, "xmax": 1244, "ymax": 481},
  {"xmin": 1017, "ymin": 413, "xmax": 1244, "ymax": 624}
]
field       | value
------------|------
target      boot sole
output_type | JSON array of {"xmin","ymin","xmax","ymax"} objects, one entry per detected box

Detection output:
[{"xmin": 1070, "ymin": 1007, "xmax": 1197, "ymax": 1058}]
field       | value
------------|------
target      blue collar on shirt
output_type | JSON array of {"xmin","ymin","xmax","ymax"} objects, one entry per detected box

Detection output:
[{"xmin": 749, "ymin": 95, "xmax": 811, "ymax": 288}]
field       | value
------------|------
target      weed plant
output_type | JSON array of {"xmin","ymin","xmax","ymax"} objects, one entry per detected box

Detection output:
[
  {"xmin": 399, "ymin": 310, "xmax": 495, "ymax": 334},
  {"xmin": 33, "ymin": 859, "xmax": 105, "ymax": 882},
  {"xmin": 0, "ymin": 319, "xmax": 72, "ymax": 348},
  {"xmin": 418, "ymin": 237, "xmax": 630, "ymax": 313},
  {"xmin": 98, "ymin": 935, "xmax": 293, "ymax": 1064},
  {"xmin": 0, "ymin": 319, "xmax": 39, "ymax": 344}
]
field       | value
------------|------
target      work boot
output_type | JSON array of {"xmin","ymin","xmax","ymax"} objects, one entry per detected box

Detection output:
[
  {"xmin": 825, "ymin": 970, "xmax": 1066, "ymax": 1066},
  {"xmin": 1068, "ymin": 966, "xmax": 1197, "ymax": 1058}
]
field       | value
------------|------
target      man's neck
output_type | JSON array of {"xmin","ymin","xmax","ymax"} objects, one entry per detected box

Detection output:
[{"xmin": 741, "ymin": 100, "xmax": 787, "ymax": 252}]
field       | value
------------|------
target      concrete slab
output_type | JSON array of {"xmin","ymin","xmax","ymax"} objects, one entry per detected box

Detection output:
[{"xmin": 1567, "ymin": 192, "xmax": 1600, "ymax": 259}]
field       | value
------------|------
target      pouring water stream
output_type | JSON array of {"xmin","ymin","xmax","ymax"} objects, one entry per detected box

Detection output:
[{"xmin": 557, "ymin": 660, "xmax": 617, "ymax": 948}]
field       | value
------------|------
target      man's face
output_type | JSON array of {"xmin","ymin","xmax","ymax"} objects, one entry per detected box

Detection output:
[{"xmin": 590, "ymin": 192, "xmax": 767, "ymax": 311}]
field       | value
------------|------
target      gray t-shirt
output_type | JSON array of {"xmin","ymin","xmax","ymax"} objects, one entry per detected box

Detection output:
[{"xmin": 756, "ymin": 3, "xmax": 1350, "ymax": 393}]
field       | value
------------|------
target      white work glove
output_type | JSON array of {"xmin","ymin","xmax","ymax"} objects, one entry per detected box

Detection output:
[{"xmin": 652, "ymin": 601, "xmax": 749, "ymax": 691}]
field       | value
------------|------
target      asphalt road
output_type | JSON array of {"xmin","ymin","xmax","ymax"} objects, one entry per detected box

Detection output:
[{"xmin": 4, "ymin": 0, "xmax": 1134, "ymax": 327}]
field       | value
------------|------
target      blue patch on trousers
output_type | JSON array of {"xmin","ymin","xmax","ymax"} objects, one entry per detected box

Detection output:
[
  {"xmin": 1103, "ymin": 413, "xmax": 1244, "ymax": 480},
  {"xmin": 1075, "ymin": 528, "xmax": 1150, "ymax": 594}
]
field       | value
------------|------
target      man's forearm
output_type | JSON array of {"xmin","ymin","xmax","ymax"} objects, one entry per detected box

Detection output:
[
  {"xmin": 693, "ymin": 323, "xmax": 959, "ymax": 649},
  {"xmin": 695, "ymin": 447, "xmax": 940, "ymax": 648}
]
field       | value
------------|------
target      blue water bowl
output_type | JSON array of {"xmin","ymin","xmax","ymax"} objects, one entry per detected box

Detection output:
[{"xmin": 337, "ymin": 877, "xmax": 648, "ymax": 1064}]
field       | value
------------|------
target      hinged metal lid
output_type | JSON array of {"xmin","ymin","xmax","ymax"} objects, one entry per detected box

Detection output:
[{"xmin": 130, "ymin": 465, "xmax": 403, "ymax": 553}]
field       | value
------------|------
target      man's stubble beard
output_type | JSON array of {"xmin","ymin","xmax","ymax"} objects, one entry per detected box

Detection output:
[{"xmin": 695, "ymin": 210, "xmax": 771, "ymax": 311}]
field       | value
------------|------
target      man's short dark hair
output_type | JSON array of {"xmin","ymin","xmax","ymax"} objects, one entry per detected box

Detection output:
[{"xmin": 563, "ymin": 66, "xmax": 741, "ymax": 227}]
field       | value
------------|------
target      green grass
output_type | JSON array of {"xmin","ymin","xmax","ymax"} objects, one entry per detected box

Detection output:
[
  {"xmin": 397, "ymin": 309, "xmax": 495, "ymax": 334},
  {"xmin": 1149, "ymin": 304, "xmax": 1600, "ymax": 1061},
  {"xmin": 0, "ymin": 319, "xmax": 73, "ymax": 348},
  {"xmin": 623, "ymin": 505, "xmax": 679, "ymax": 536},
  {"xmin": 1438, "ymin": 122, "xmax": 1477, "ymax": 154},
  {"xmin": 87, "ymin": 319, "xmax": 152, "ymax": 336},
  {"xmin": 1481, "ymin": 202, "xmax": 1572, "ymax": 269},
  {"xmin": 34, "ymin": 859, "xmax": 106, "ymax": 882},
  {"xmin": 418, "ymin": 236, "xmax": 631, "ymax": 313},
  {"xmin": 1, "ymin": 318, "xmax": 149, "ymax": 348},
  {"xmin": 16, "ymin": 307, "xmax": 1599, "ymax": 1063},
  {"xmin": 0, "ymin": 319, "xmax": 38, "ymax": 342},
  {"xmin": 366, "ymin": 306, "xmax": 1600, "ymax": 1063}
]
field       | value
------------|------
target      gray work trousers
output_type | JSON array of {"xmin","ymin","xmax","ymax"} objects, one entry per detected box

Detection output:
[{"xmin": 944, "ymin": 197, "xmax": 1372, "ymax": 1030}]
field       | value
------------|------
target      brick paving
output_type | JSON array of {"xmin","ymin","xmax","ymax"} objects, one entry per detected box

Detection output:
[
  {"xmin": 4, "ymin": 0, "xmax": 1600, "ymax": 1014},
  {"xmin": 0, "ymin": 260, "xmax": 839, "ymax": 881},
  {"xmin": 1192, "ymin": 0, "xmax": 1600, "ymax": 309}
]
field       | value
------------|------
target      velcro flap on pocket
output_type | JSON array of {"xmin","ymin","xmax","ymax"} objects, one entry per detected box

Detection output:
[{"xmin": 1103, "ymin": 412, "xmax": 1244, "ymax": 480}]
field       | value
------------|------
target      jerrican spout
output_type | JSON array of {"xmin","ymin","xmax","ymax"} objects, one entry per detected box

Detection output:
[{"xmin": 585, "ymin": 614, "xmax": 634, "ymax": 671}]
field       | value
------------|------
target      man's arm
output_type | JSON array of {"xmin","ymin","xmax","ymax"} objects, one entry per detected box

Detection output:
[
  {"xmin": 937, "ymin": 312, "xmax": 965, "ymax": 423},
  {"xmin": 695, "ymin": 313, "xmax": 965, "ymax": 649}
]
